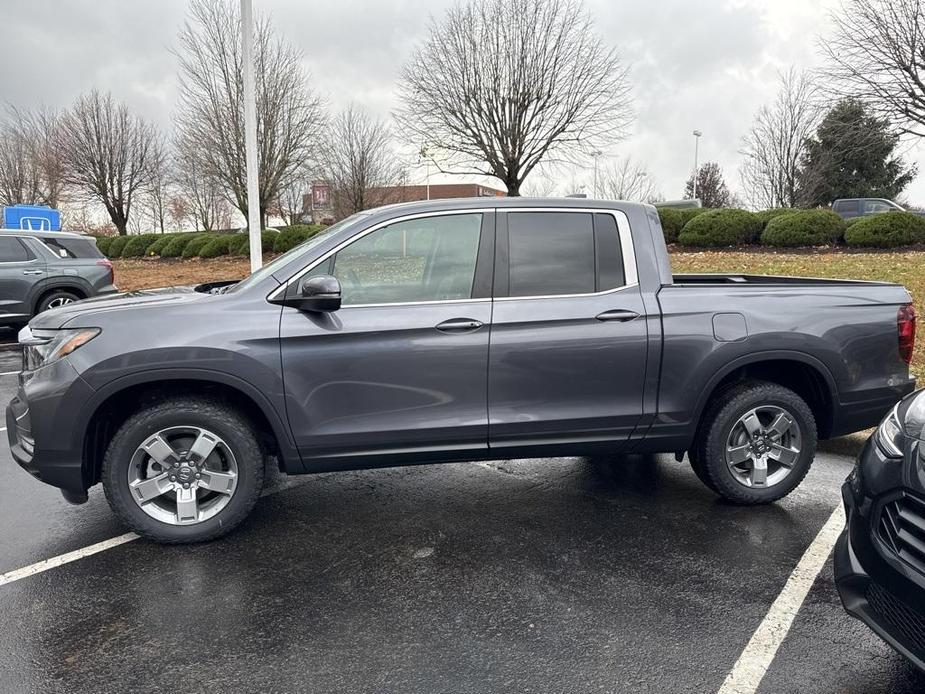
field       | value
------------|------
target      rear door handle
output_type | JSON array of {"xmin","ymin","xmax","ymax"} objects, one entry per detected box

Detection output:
[
  {"xmin": 435, "ymin": 318, "xmax": 484, "ymax": 333},
  {"xmin": 22, "ymin": 270, "xmax": 43, "ymax": 276},
  {"xmin": 595, "ymin": 309, "xmax": 639, "ymax": 322}
]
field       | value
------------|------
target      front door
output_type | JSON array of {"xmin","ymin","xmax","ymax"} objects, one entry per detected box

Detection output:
[
  {"xmin": 280, "ymin": 211, "xmax": 495, "ymax": 468},
  {"xmin": 488, "ymin": 209, "xmax": 648, "ymax": 452}
]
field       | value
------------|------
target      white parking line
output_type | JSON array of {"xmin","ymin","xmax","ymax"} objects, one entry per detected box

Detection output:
[
  {"xmin": 0, "ymin": 371, "xmax": 19, "ymax": 376},
  {"xmin": 0, "ymin": 532, "xmax": 138, "ymax": 587},
  {"xmin": 716, "ymin": 506, "xmax": 845, "ymax": 694},
  {"xmin": 0, "ymin": 477, "xmax": 306, "ymax": 588}
]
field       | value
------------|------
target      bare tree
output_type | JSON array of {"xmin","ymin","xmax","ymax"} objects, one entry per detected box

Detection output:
[
  {"xmin": 147, "ymin": 155, "xmax": 172, "ymax": 232},
  {"xmin": 820, "ymin": 0, "xmax": 925, "ymax": 137},
  {"xmin": 396, "ymin": 0, "xmax": 632, "ymax": 196},
  {"xmin": 175, "ymin": 0, "xmax": 324, "ymax": 228},
  {"xmin": 174, "ymin": 144, "xmax": 227, "ymax": 232},
  {"xmin": 272, "ymin": 172, "xmax": 311, "ymax": 225},
  {"xmin": 57, "ymin": 90, "xmax": 164, "ymax": 235},
  {"xmin": 598, "ymin": 157, "xmax": 660, "ymax": 202},
  {"xmin": 0, "ymin": 106, "xmax": 65, "ymax": 208},
  {"xmin": 739, "ymin": 70, "xmax": 820, "ymax": 209},
  {"xmin": 320, "ymin": 105, "xmax": 404, "ymax": 218}
]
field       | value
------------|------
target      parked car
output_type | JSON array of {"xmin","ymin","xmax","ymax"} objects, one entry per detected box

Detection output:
[
  {"xmin": 831, "ymin": 198, "xmax": 917, "ymax": 220},
  {"xmin": 836, "ymin": 386, "xmax": 925, "ymax": 671},
  {"xmin": 0, "ymin": 229, "xmax": 116, "ymax": 327},
  {"xmin": 7, "ymin": 198, "xmax": 917, "ymax": 543}
]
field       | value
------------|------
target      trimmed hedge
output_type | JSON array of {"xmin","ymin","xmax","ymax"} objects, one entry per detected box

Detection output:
[
  {"xmin": 761, "ymin": 210, "xmax": 846, "ymax": 247},
  {"xmin": 121, "ymin": 233, "xmax": 160, "ymax": 258},
  {"xmin": 160, "ymin": 234, "xmax": 200, "ymax": 257},
  {"xmin": 181, "ymin": 235, "xmax": 214, "ymax": 258},
  {"xmin": 94, "ymin": 236, "xmax": 113, "ymax": 256},
  {"xmin": 677, "ymin": 209, "xmax": 760, "ymax": 247},
  {"xmin": 657, "ymin": 208, "xmax": 684, "ymax": 243},
  {"xmin": 844, "ymin": 212, "xmax": 925, "ymax": 248},
  {"xmin": 228, "ymin": 230, "xmax": 281, "ymax": 256},
  {"xmin": 755, "ymin": 208, "xmax": 797, "ymax": 230},
  {"xmin": 147, "ymin": 234, "xmax": 181, "ymax": 256},
  {"xmin": 273, "ymin": 224, "xmax": 325, "ymax": 253},
  {"xmin": 106, "ymin": 236, "xmax": 130, "ymax": 258},
  {"xmin": 679, "ymin": 207, "xmax": 711, "ymax": 226},
  {"xmin": 199, "ymin": 235, "xmax": 232, "ymax": 258}
]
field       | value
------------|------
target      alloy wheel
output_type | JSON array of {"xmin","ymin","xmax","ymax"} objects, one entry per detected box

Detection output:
[
  {"xmin": 724, "ymin": 405, "xmax": 802, "ymax": 488},
  {"xmin": 126, "ymin": 426, "xmax": 238, "ymax": 525}
]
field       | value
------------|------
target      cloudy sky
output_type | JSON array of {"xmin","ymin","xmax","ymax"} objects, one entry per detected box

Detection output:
[{"xmin": 3, "ymin": 0, "xmax": 924, "ymax": 208}]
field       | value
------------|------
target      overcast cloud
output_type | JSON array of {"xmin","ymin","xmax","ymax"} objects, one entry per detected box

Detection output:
[{"xmin": 3, "ymin": 0, "xmax": 924, "ymax": 207}]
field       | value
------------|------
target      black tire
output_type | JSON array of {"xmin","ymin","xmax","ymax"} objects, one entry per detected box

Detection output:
[
  {"xmin": 692, "ymin": 380, "xmax": 817, "ymax": 505},
  {"xmin": 102, "ymin": 397, "xmax": 265, "ymax": 543},
  {"xmin": 36, "ymin": 290, "xmax": 80, "ymax": 314}
]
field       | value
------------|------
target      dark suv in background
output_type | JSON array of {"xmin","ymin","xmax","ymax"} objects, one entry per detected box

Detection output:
[{"xmin": 0, "ymin": 229, "xmax": 116, "ymax": 327}]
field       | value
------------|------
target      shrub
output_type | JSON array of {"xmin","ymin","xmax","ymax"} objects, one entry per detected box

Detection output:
[
  {"xmin": 678, "ymin": 207, "xmax": 711, "ymax": 226},
  {"xmin": 121, "ymin": 233, "xmax": 161, "ymax": 258},
  {"xmin": 147, "ymin": 233, "xmax": 187, "ymax": 256},
  {"xmin": 755, "ymin": 208, "xmax": 797, "ymax": 231},
  {"xmin": 162, "ymin": 234, "xmax": 202, "ymax": 258},
  {"xmin": 273, "ymin": 224, "xmax": 324, "ymax": 253},
  {"xmin": 94, "ymin": 236, "xmax": 113, "ymax": 256},
  {"xmin": 228, "ymin": 234, "xmax": 250, "ymax": 256},
  {"xmin": 761, "ymin": 209, "xmax": 846, "ymax": 247},
  {"xmin": 844, "ymin": 212, "xmax": 925, "ymax": 248},
  {"xmin": 677, "ymin": 208, "xmax": 761, "ymax": 247},
  {"xmin": 199, "ymin": 235, "xmax": 232, "ymax": 258},
  {"xmin": 657, "ymin": 208, "xmax": 684, "ymax": 243},
  {"xmin": 844, "ymin": 216, "xmax": 866, "ymax": 227},
  {"xmin": 106, "ymin": 235, "xmax": 130, "ymax": 258},
  {"xmin": 181, "ymin": 234, "xmax": 214, "ymax": 258}
]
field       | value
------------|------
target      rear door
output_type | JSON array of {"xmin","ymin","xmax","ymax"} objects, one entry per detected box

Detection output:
[
  {"xmin": 0, "ymin": 236, "xmax": 45, "ymax": 322},
  {"xmin": 488, "ymin": 209, "xmax": 648, "ymax": 451}
]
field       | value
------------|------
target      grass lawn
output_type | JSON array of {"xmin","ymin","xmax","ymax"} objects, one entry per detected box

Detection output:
[{"xmin": 113, "ymin": 247, "xmax": 924, "ymax": 378}]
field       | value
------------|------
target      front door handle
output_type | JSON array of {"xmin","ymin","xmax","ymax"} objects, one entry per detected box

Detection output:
[
  {"xmin": 22, "ymin": 270, "xmax": 44, "ymax": 276},
  {"xmin": 596, "ymin": 309, "xmax": 639, "ymax": 322},
  {"xmin": 435, "ymin": 318, "xmax": 484, "ymax": 333}
]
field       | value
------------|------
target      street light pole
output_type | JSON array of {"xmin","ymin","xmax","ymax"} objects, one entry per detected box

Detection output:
[
  {"xmin": 241, "ymin": 0, "xmax": 262, "ymax": 272},
  {"xmin": 691, "ymin": 130, "xmax": 702, "ymax": 201},
  {"xmin": 591, "ymin": 150, "xmax": 603, "ymax": 198}
]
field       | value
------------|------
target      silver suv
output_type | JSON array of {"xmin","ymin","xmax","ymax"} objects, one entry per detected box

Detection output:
[{"xmin": 0, "ymin": 229, "xmax": 116, "ymax": 327}]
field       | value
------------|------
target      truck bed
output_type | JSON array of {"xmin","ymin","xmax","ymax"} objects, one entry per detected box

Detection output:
[{"xmin": 672, "ymin": 273, "xmax": 893, "ymax": 287}]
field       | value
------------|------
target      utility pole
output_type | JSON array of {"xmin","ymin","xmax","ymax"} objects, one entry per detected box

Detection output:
[
  {"xmin": 241, "ymin": 0, "xmax": 262, "ymax": 272},
  {"xmin": 691, "ymin": 130, "xmax": 702, "ymax": 201},
  {"xmin": 591, "ymin": 150, "xmax": 603, "ymax": 198}
]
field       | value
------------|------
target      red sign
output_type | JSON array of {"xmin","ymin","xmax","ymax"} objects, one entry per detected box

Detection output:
[{"xmin": 312, "ymin": 182, "xmax": 331, "ymax": 209}]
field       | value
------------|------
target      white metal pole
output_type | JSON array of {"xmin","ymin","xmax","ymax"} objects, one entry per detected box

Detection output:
[
  {"xmin": 241, "ymin": 0, "xmax": 262, "ymax": 272},
  {"xmin": 692, "ymin": 130, "xmax": 702, "ymax": 201}
]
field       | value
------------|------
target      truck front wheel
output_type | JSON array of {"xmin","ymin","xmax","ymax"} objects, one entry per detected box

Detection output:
[
  {"xmin": 102, "ymin": 397, "xmax": 265, "ymax": 543},
  {"xmin": 692, "ymin": 381, "xmax": 817, "ymax": 504}
]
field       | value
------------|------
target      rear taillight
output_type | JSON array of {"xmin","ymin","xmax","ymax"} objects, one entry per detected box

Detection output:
[
  {"xmin": 898, "ymin": 304, "xmax": 916, "ymax": 365},
  {"xmin": 96, "ymin": 258, "xmax": 114, "ymax": 285}
]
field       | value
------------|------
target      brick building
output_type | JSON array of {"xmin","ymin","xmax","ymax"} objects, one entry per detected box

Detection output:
[{"xmin": 302, "ymin": 182, "xmax": 505, "ymax": 224}]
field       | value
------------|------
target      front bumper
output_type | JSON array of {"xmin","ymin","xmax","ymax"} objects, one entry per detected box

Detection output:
[
  {"xmin": 835, "ymin": 438, "xmax": 925, "ymax": 671},
  {"xmin": 6, "ymin": 357, "xmax": 96, "ymax": 494}
]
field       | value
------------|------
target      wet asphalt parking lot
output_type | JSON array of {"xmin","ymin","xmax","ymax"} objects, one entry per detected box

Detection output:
[{"xmin": 0, "ymin": 343, "xmax": 924, "ymax": 693}]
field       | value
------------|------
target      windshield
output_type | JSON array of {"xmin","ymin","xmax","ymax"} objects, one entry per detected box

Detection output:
[{"xmin": 227, "ymin": 213, "xmax": 369, "ymax": 294}]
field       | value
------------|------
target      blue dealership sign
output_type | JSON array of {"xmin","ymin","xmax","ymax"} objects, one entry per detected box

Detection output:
[{"xmin": 3, "ymin": 204, "xmax": 62, "ymax": 231}]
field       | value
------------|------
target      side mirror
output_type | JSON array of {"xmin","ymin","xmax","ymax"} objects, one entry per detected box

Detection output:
[{"xmin": 297, "ymin": 275, "xmax": 341, "ymax": 312}]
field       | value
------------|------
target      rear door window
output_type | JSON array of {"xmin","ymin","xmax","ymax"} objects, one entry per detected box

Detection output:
[
  {"xmin": 834, "ymin": 200, "xmax": 858, "ymax": 213},
  {"xmin": 0, "ymin": 236, "xmax": 33, "ymax": 262},
  {"xmin": 41, "ymin": 237, "xmax": 103, "ymax": 259}
]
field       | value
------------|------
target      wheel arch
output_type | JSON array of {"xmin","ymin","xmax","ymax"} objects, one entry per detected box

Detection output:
[
  {"xmin": 33, "ymin": 281, "xmax": 90, "ymax": 315},
  {"xmin": 79, "ymin": 370, "xmax": 301, "ymax": 489},
  {"xmin": 691, "ymin": 351, "xmax": 837, "ymax": 443}
]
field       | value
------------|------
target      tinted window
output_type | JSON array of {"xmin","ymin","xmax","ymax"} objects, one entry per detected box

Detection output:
[
  {"xmin": 508, "ymin": 212, "xmax": 594, "ymax": 297},
  {"xmin": 864, "ymin": 200, "xmax": 893, "ymax": 214},
  {"xmin": 0, "ymin": 237, "xmax": 32, "ymax": 262},
  {"xmin": 42, "ymin": 237, "xmax": 103, "ymax": 259},
  {"xmin": 594, "ymin": 213, "xmax": 626, "ymax": 291},
  {"xmin": 325, "ymin": 213, "xmax": 482, "ymax": 305},
  {"xmin": 834, "ymin": 199, "xmax": 858, "ymax": 213}
]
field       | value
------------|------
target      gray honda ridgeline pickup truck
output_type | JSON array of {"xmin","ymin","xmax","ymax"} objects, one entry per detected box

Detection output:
[{"xmin": 8, "ymin": 198, "xmax": 917, "ymax": 543}]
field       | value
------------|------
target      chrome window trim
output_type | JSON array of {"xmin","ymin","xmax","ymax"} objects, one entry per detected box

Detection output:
[
  {"xmin": 268, "ymin": 208, "xmax": 492, "ymax": 303},
  {"xmin": 268, "ymin": 206, "xmax": 639, "ymax": 306}
]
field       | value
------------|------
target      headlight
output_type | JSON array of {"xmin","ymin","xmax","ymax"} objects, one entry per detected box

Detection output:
[
  {"xmin": 874, "ymin": 403, "xmax": 905, "ymax": 458},
  {"xmin": 21, "ymin": 328, "xmax": 100, "ymax": 371}
]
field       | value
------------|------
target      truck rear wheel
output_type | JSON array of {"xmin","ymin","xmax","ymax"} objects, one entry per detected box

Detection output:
[
  {"xmin": 102, "ymin": 397, "xmax": 265, "ymax": 543},
  {"xmin": 692, "ymin": 380, "xmax": 817, "ymax": 504}
]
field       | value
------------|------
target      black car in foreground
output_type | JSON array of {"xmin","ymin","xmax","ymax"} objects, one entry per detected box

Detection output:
[{"xmin": 836, "ymin": 386, "xmax": 925, "ymax": 670}]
